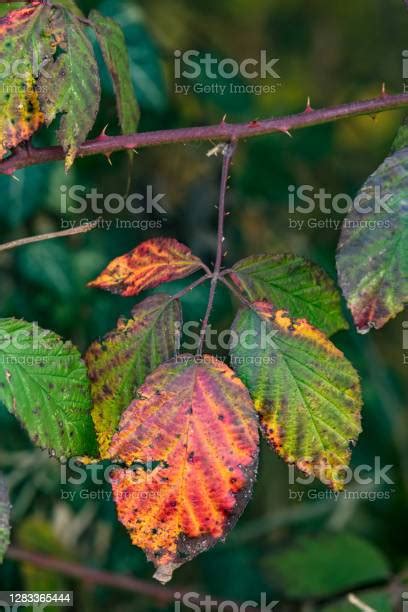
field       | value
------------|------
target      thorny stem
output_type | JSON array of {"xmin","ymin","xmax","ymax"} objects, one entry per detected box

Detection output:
[
  {"xmin": 197, "ymin": 141, "xmax": 237, "ymax": 354},
  {"xmin": 0, "ymin": 92, "xmax": 405, "ymax": 265},
  {"xmin": 1, "ymin": 92, "xmax": 408, "ymax": 174},
  {"xmin": 0, "ymin": 220, "xmax": 98, "ymax": 253}
]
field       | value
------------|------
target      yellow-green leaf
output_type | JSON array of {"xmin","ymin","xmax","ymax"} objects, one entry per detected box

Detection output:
[
  {"xmin": 230, "ymin": 301, "xmax": 362, "ymax": 490},
  {"xmin": 85, "ymin": 294, "xmax": 181, "ymax": 457},
  {"xmin": 90, "ymin": 9, "xmax": 139, "ymax": 134},
  {"xmin": 37, "ymin": 7, "xmax": 101, "ymax": 170},
  {"xmin": 230, "ymin": 253, "xmax": 347, "ymax": 336},
  {"xmin": 0, "ymin": 3, "xmax": 54, "ymax": 159}
]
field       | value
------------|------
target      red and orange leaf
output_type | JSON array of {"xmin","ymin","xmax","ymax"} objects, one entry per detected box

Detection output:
[
  {"xmin": 107, "ymin": 355, "xmax": 259, "ymax": 583},
  {"xmin": 0, "ymin": 3, "xmax": 55, "ymax": 159},
  {"xmin": 88, "ymin": 238, "xmax": 203, "ymax": 297}
]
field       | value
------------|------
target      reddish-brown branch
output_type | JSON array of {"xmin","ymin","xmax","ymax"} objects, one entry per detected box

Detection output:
[
  {"xmin": 1, "ymin": 92, "xmax": 408, "ymax": 175},
  {"xmin": 6, "ymin": 546, "xmax": 176, "ymax": 602},
  {"xmin": 6, "ymin": 546, "xmax": 260, "ymax": 610}
]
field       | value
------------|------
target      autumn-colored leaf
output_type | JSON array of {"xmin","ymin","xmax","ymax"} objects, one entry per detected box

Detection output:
[
  {"xmin": 336, "ymin": 131, "xmax": 408, "ymax": 333},
  {"xmin": 88, "ymin": 238, "xmax": 203, "ymax": 297},
  {"xmin": 86, "ymin": 294, "xmax": 181, "ymax": 457},
  {"xmin": 37, "ymin": 6, "xmax": 101, "ymax": 170},
  {"xmin": 230, "ymin": 301, "xmax": 362, "ymax": 490},
  {"xmin": 90, "ymin": 9, "xmax": 140, "ymax": 135},
  {"xmin": 0, "ymin": 5, "xmax": 25, "ymax": 19},
  {"xmin": 107, "ymin": 354, "xmax": 259, "ymax": 583},
  {"xmin": 230, "ymin": 253, "xmax": 347, "ymax": 336},
  {"xmin": 0, "ymin": 2, "xmax": 53, "ymax": 159}
]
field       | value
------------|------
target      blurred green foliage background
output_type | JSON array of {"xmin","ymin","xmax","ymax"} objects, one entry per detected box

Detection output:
[{"xmin": 0, "ymin": 0, "xmax": 407, "ymax": 610}]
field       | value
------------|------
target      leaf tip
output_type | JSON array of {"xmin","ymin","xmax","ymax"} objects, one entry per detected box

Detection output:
[{"xmin": 153, "ymin": 562, "xmax": 181, "ymax": 584}]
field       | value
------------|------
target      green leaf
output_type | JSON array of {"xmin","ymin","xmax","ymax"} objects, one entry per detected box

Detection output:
[
  {"xmin": 98, "ymin": 0, "xmax": 167, "ymax": 111},
  {"xmin": 336, "ymin": 136, "xmax": 408, "ymax": 333},
  {"xmin": 0, "ymin": 3, "xmax": 55, "ymax": 159},
  {"xmin": 37, "ymin": 7, "xmax": 101, "ymax": 170},
  {"xmin": 85, "ymin": 294, "xmax": 181, "ymax": 457},
  {"xmin": 230, "ymin": 254, "xmax": 347, "ymax": 336},
  {"xmin": 230, "ymin": 301, "xmax": 362, "ymax": 490},
  {"xmin": 0, "ymin": 474, "xmax": 10, "ymax": 564},
  {"xmin": 90, "ymin": 9, "xmax": 140, "ymax": 135},
  {"xmin": 263, "ymin": 533, "xmax": 391, "ymax": 600},
  {"xmin": 0, "ymin": 318, "xmax": 97, "ymax": 458},
  {"xmin": 390, "ymin": 117, "xmax": 408, "ymax": 153}
]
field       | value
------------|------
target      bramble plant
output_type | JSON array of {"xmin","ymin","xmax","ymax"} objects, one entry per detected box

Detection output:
[{"xmin": 0, "ymin": 0, "xmax": 407, "ymax": 588}]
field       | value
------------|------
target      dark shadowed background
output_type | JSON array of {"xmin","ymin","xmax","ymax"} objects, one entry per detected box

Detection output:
[{"xmin": 0, "ymin": 0, "xmax": 407, "ymax": 610}]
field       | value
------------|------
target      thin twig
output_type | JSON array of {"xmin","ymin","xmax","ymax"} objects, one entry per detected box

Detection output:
[
  {"xmin": 1, "ymin": 92, "xmax": 408, "ymax": 174},
  {"xmin": 0, "ymin": 220, "xmax": 98, "ymax": 253},
  {"xmin": 6, "ymin": 546, "xmax": 261, "ymax": 610},
  {"xmin": 170, "ymin": 273, "xmax": 211, "ymax": 302},
  {"xmin": 197, "ymin": 141, "xmax": 237, "ymax": 354},
  {"xmin": 220, "ymin": 276, "xmax": 252, "ymax": 309},
  {"xmin": 6, "ymin": 546, "xmax": 181, "ymax": 603}
]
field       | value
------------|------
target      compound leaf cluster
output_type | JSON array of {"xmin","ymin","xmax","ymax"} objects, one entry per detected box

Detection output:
[{"xmin": 0, "ymin": 1, "xmax": 138, "ymax": 170}]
